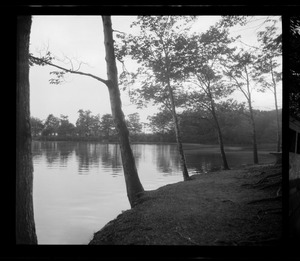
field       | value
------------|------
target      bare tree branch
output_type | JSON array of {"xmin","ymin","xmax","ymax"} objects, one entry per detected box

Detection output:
[
  {"xmin": 30, "ymin": 55, "xmax": 109, "ymax": 85},
  {"xmin": 113, "ymin": 29, "xmax": 126, "ymax": 35},
  {"xmin": 222, "ymin": 64, "xmax": 250, "ymax": 101}
]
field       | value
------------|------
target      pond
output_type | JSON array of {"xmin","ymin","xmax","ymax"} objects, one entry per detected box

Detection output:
[{"xmin": 32, "ymin": 141, "xmax": 276, "ymax": 244}]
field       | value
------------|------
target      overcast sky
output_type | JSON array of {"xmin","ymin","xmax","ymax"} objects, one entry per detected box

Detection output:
[{"xmin": 29, "ymin": 15, "xmax": 282, "ymax": 125}]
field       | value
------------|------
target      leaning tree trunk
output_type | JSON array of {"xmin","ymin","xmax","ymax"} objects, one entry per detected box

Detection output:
[
  {"xmin": 16, "ymin": 16, "xmax": 38, "ymax": 244},
  {"xmin": 166, "ymin": 82, "xmax": 190, "ymax": 181},
  {"xmin": 210, "ymin": 101, "xmax": 230, "ymax": 170},
  {"xmin": 102, "ymin": 16, "xmax": 144, "ymax": 207},
  {"xmin": 216, "ymin": 128, "xmax": 229, "ymax": 170}
]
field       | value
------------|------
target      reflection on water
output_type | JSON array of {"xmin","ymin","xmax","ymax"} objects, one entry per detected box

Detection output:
[
  {"xmin": 154, "ymin": 145, "xmax": 181, "ymax": 176},
  {"xmin": 32, "ymin": 141, "xmax": 275, "ymax": 244}
]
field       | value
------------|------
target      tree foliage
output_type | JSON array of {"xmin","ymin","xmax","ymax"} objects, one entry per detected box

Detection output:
[
  {"xmin": 57, "ymin": 114, "xmax": 76, "ymax": 137},
  {"xmin": 42, "ymin": 114, "xmax": 60, "ymax": 136},
  {"xmin": 289, "ymin": 16, "xmax": 300, "ymax": 120},
  {"xmin": 76, "ymin": 109, "xmax": 101, "ymax": 138},
  {"xmin": 31, "ymin": 107, "xmax": 280, "ymax": 146},
  {"xmin": 255, "ymin": 19, "xmax": 282, "ymax": 151},
  {"xmin": 219, "ymin": 16, "xmax": 248, "ymax": 27},
  {"xmin": 147, "ymin": 110, "xmax": 174, "ymax": 136},
  {"xmin": 30, "ymin": 117, "xmax": 44, "ymax": 137},
  {"xmin": 100, "ymin": 113, "xmax": 115, "ymax": 141},
  {"xmin": 180, "ymin": 22, "xmax": 239, "ymax": 169},
  {"xmin": 126, "ymin": 113, "xmax": 143, "ymax": 136},
  {"xmin": 223, "ymin": 50, "xmax": 260, "ymax": 163},
  {"xmin": 115, "ymin": 15, "xmax": 196, "ymax": 111},
  {"xmin": 116, "ymin": 15, "xmax": 196, "ymax": 180},
  {"xmin": 182, "ymin": 25, "xmax": 237, "ymax": 109},
  {"xmin": 255, "ymin": 18, "xmax": 282, "ymax": 93}
]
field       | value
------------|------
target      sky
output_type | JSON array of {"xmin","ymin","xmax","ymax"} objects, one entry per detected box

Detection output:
[{"xmin": 29, "ymin": 15, "xmax": 282, "ymax": 125}]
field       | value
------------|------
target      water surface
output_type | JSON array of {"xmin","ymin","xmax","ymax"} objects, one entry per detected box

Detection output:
[{"xmin": 32, "ymin": 141, "xmax": 275, "ymax": 244}]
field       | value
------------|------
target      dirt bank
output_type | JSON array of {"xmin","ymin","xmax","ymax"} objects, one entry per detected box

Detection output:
[{"xmin": 89, "ymin": 164, "xmax": 282, "ymax": 246}]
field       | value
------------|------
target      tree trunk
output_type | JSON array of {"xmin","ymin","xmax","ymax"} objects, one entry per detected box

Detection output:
[
  {"xmin": 245, "ymin": 66, "xmax": 259, "ymax": 164},
  {"xmin": 211, "ymin": 108, "xmax": 230, "ymax": 170},
  {"xmin": 248, "ymin": 102, "xmax": 259, "ymax": 164},
  {"xmin": 16, "ymin": 16, "xmax": 38, "ymax": 244},
  {"xmin": 208, "ymin": 88, "xmax": 230, "ymax": 170},
  {"xmin": 274, "ymin": 90, "xmax": 281, "ymax": 152},
  {"xmin": 166, "ymin": 83, "xmax": 190, "ymax": 181},
  {"xmin": 270, "ymin": 61, "xmax": 281, "ymax": 152},
  {"xmin": 217, "ymin": 128, "xmax": 230, "ymax": 170},
  {"xmin": 102, "ymin": 16, "xmax": 144, "ymax": 207},
  {"xmin": 162, "ymin": 45, "xmax": 189, "ymax": 181}
]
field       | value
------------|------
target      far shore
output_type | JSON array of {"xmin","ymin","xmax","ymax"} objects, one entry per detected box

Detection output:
[{"xmin": 32, "ymin": 137, "xmax": 277, "ymax": 151}]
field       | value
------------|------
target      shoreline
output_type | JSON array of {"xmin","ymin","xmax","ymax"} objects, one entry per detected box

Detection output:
[
  {"xmin": 32, "ymin": 138, "xmax": 277, "ymax": 151},
  {"xmin": 89, "ymin": 163, "xmax": 282, "ymax": 245}
]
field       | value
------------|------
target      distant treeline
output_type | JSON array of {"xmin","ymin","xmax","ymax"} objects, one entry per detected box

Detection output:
[
  {"xmin": 146, "ymin": 108, "xmax": 281, "ymax": 145},
  {"xmin": 31, "ymin": 110, "xmax": 143, "ymax": 143},
  {"xmin": 31, "ymin": 108, "xmax": 281, "ymax": 145}
]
